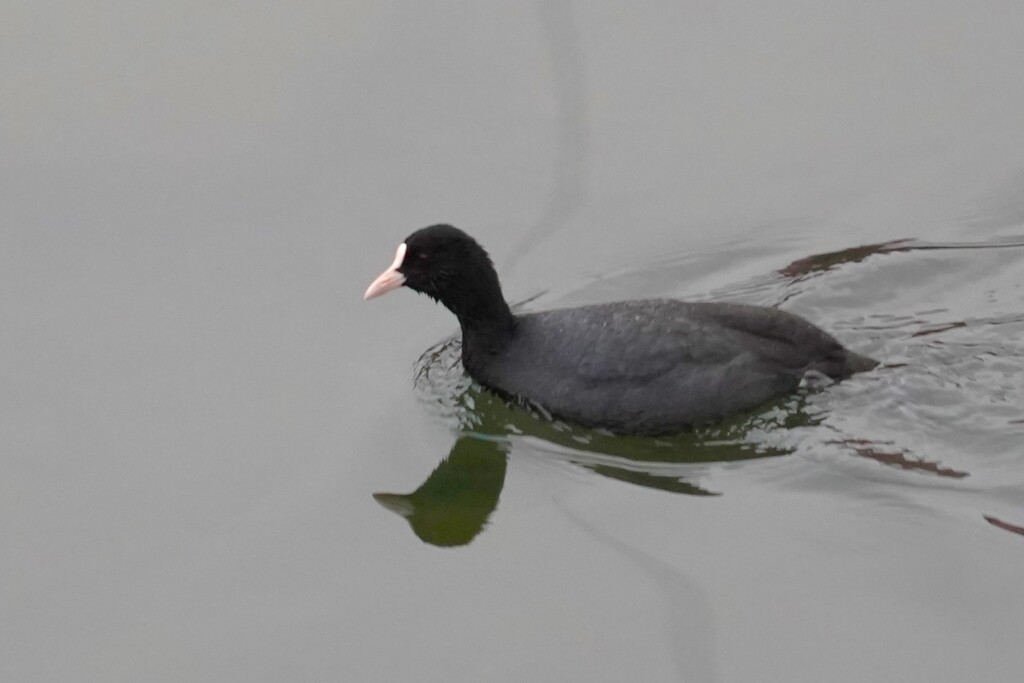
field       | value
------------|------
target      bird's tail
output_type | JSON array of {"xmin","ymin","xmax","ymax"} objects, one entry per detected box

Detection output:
[{"xmin": 842, "ymin": 350, "xmax": 878, "ymax": 377}]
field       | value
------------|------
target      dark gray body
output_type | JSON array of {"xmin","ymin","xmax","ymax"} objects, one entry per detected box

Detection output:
[{"xmin": 463, "ymin": 299, "xmax": 875, "ymax": 435}]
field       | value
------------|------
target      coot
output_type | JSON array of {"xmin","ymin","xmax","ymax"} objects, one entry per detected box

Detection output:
[{"xmin": 365, "ymin": 224, "xmax": 876, "ymax": 435}]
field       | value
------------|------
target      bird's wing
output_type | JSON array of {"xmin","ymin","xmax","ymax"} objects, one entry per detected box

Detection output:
[
  {"xmin": 517, "ymin": 301, "xmax": 746, "ymax": 382},
  {"xmin": 685, "ymin": 302, "xmax": 848, "ymax": 371}
]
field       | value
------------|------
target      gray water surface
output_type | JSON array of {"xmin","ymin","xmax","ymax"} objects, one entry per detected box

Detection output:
[{"xmin": 4, "ymin": 2, "xmax": 1024, "ymax": 682}]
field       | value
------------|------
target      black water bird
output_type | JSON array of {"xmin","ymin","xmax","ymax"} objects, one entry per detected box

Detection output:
[{"xmin": 365, "ymin": 224, "xmax": 876, "ymax": 435}]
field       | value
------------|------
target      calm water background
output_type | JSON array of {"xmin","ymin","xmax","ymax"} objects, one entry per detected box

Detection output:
[{"xmin": 4, "ymin": 2, "xmax": 1024, "ymax": 681}]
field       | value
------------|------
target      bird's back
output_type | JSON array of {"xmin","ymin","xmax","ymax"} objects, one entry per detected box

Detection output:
[{"xmin": 464, "ymin": 299, "xmax": 873, "ymax": 434}]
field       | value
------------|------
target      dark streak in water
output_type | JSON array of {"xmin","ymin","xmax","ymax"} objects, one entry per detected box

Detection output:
[
  {"xmin": 984, "ymin": 515, "xmax": 1024, "ymax": 538},
  {"xmin": 779, "ymin": 236, "xmax": 1024, "ymax": 280},
  {"xmin": 828, "ymin": 438, "xmax": 970, "ymax": 479},
  {"xmin": 779, "ymin": 241, "xmax": 908, "ymax": 278},
  {"xmin": 891, "ymin": 237, "xmax": 1024, "ymax": 251},
  {"xmin": 910, "ymin": 322, "xmax": 968, "ymax": 338}
]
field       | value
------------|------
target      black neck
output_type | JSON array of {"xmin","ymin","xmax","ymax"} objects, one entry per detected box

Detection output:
[
  {"xmin": 442, "ymin": 274, "xmax": 516, "ymax": 369},
  {"xmin": 452, "ymin": 288, "xmax": 515, "ymax": 344}
]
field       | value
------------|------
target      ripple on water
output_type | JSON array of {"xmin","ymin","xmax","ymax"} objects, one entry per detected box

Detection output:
[{"xmin": 411, "ymin": 234, "xmax": 1024, "ymax": 510}]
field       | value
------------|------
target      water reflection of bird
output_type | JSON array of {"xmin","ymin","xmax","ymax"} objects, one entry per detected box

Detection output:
[
  {"xmin": 374, "ymin": 346, "xmax": 815, "ymax": 547},
  {"xmin": 374, "ymin": 437, "xmax": 507, "ymax": 547}
]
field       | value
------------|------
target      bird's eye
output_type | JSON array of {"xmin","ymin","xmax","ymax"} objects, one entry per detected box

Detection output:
[{"xmin": 418, "ymin": 252, "xmax": 429, "ymax": 260}]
